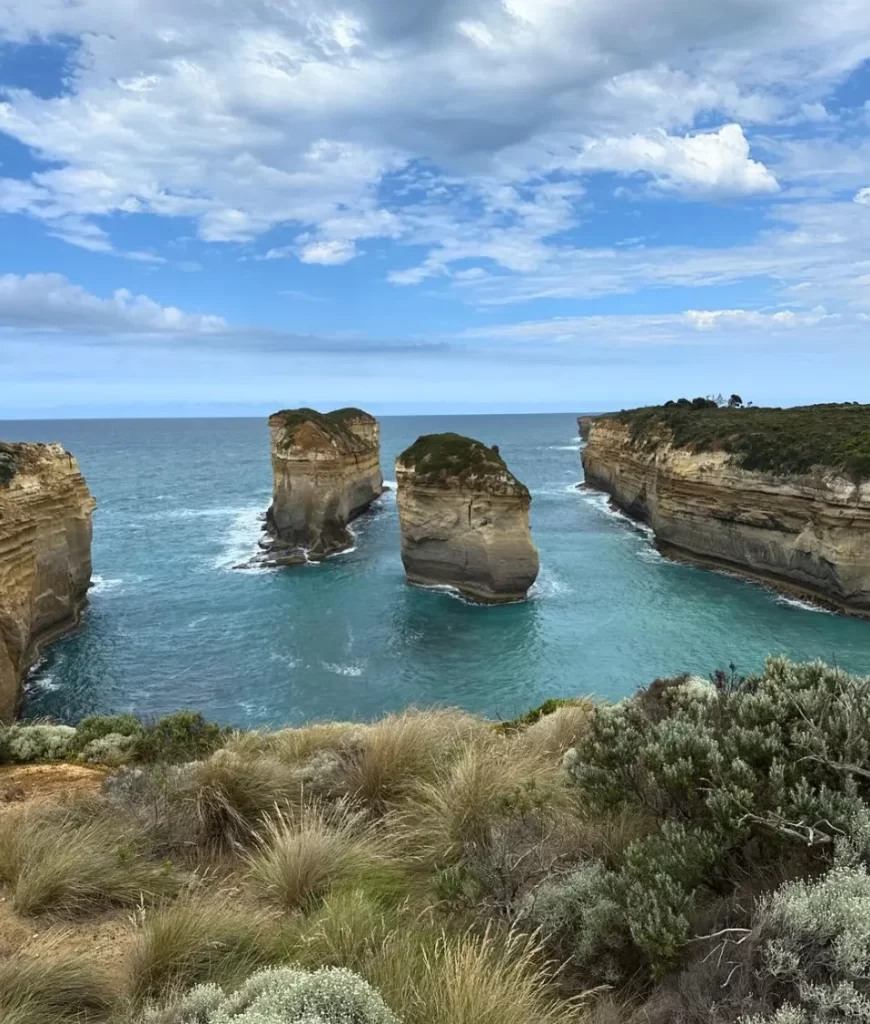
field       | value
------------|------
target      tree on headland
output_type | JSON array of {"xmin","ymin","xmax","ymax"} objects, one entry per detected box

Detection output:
[{"xmin": 728, "ymin": 394, "xmax": 743, "ymax": 408}]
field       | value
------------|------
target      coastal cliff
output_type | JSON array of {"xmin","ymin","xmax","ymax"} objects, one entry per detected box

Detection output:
[
  {"xmin": 264, "ymin": 407, "xmax": 384, "ymax": 563},
  {"xmin": 577, "ymin": 416, "xmax": 596, "ymax": 441},
  {"xmin": 581, "ymin": 403, "xmax": 870, "ymax": 614},
  {"xmin": 0, "ymin": 443, "xmax": 95, "ymax": 720},
  {"xmin": 396, "ymin": 433, "xmax": 539, "ymax": 603}
]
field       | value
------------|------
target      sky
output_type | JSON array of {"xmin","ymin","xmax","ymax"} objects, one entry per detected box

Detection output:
[{"xmin": 1, "ymin": 0, "xmax": 870, "ymax": 418}]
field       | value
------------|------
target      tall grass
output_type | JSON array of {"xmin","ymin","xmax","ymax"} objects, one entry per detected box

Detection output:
[
  {"xmin": 0, "ymin": 805, "xmax": 177, "ymax": 916},
  {"xmin": 0, "ymin": 956, "xmax": 115, "ymax": 1024},
  {"xmin": 126, "ymin": 896, "xmax": 280, "ymax": 1005},
  {"xmin": 246, "ymin": 803, "xmax": 393, "ymax": 912}
]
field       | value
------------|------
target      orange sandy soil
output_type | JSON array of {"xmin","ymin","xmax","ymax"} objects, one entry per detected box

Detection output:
[{"xmin": 0, "ymin": 763, "xmax": 135, "ymax": 970}]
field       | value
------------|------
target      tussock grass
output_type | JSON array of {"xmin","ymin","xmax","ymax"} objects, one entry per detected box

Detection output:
[
  {"xmin": 0, "ymin": 805, "xmax": 178, "ymax": 916},
  {"xmin": 190, "ymin": 751, "xmax": 300, "ymax": 850},
  {"xmin": 337, "ymin": 708, "xmax": 486, "ymax": 809},
  {"xmin": 246, "ymin": 803, "xmax": 392, "ymax": 912},
  {"xmin": 0, "ymin": 955, "xmax": 115, "ymax": 1024},
  {"xmin": 224, "ymin": 722, "xmax": 360, "ymax": 764},
  {"xmin": 520, "ymin": 701, "xmax": 593, "ymax": 759},
  {"xmin": 126, "ymin": 896, "xmax": 280, "ymax": 1005},
  {"xmin": 393, "ymin": 738, "xmax": 560, "ymax": 866}
]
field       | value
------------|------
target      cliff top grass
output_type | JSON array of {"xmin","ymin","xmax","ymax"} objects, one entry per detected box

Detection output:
[
  {"xmin": 605, "ymin": 400, "xmax": 870, "ymax": 480},
  {"xmin": 397, "ymin": 432, "xmax": 529, "ymax": 493},
  {"xmin": 326, "ymin": 407, "xmax": 377, "ymax": 424},
  {"xmin": 269, "ymin": 407, "xmax": 376, "ymax": 453}
]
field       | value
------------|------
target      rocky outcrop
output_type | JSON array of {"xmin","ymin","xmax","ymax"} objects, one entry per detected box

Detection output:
[
  {"xmin": 582, "ymin": 418, "xmax": 870, "ymax": 615},
  {"xmin": 395, "ymin": 433, "xmax": 539, "ymax": 603},
  {"xmin": 0, "ymin": 443, "xmax": 95, "ymax": 720},
  {"xmin": 264, "ymin": 407, "xmax": 384, "ymax": 563},
  {"xmin": 577, "ymin": 416, "xmax": 597, "ymax": 442}
]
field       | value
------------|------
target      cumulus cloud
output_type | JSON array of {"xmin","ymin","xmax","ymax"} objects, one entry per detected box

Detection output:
[
  {"xmin": 0, "ymin": 274, "xmax": 227, "ymax": 335},
  {"xmin": 573, "ymin": 124, "xmax": 778, "ymax": 195},
  {"xmin": 0, "ymin": 0, "xmax": 863, "ymax": 269},
  {"xmin": 855, "ymin": 188, "xmax": 870, "ymax": 205}
]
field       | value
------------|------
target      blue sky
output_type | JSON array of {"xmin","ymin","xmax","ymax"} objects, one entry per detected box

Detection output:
[{"xmin": 1, "ymin": 0, "xmax": 869, "ymax": 417}]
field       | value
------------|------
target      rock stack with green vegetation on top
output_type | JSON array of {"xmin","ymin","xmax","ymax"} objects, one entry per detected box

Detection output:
[
  {"xmin": 0, "ymin": 442, "xmax": 95, "ymax": 721},
  {"xmin": 582, "ymin": 399, "xmax": 870, "ymax": 614},
  {"xmin": 395, "ymin": 432, "xmax": 539, "ymax": 602},
  {"xmin": 263, "ymin": 407, "xmax": 384, "ymax": 564}
]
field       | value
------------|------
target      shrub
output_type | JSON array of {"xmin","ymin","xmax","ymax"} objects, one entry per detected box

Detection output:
[
  {"xmin": 1, "ymin": 724, "xmax": 76, "ymax": 762},
  {"xmin": 78, "ymin": 732, "xmax": 138, "ymax": 766},
  {"xmin": 143, "ymin": 966, "xmax": 399, "ymax": 1024},
  {"xmin": 135, "ymin": 711, "xmax": 229, "ymax": 764},
  {"xmin": 0, "ymin": 804, "xmax": 178, "ymax": 915},
  {"xmin": 0, "ymin": 956, "xmax": 115, "ymax": 1024},
  {"xmin": 127, "ymin": 897, "xmax": 280, "ymax": 1005},
  {"xmin": 521, "ymin": 861, "xmax": 626, "ymax": 981}
]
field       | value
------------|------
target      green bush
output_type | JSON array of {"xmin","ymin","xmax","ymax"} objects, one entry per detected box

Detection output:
[
  {"xmin": 141, "ymin": 966, "xmax": 400, "ymax": 1024},
  {"xmin": 134, "ymin": 711, "xmax": 229, "ymax": 763},
  {"xmin": 561, "ymin": 659, "xmax": 870, "ymax": 979},
  {"xmin": 0, "ymin": 724, "xmax": 77, "ymax": 763}
]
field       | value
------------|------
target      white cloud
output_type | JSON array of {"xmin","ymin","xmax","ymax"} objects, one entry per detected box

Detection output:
[
  {"xmin": 573, "ymin": 124, "xmax": 778, "ymax": 195},
  {"xmin": 682, "ymin": 307, "xmax": 834, "ymax": 329},
  {"xmin": 0, "ymin": 0, "xmax": 864, "ymax": 268},
  {"xmin": 299, "ymin": 240, "xmax": 358, "ymax": 265},
  {"xmin": 0, "ymin": 274, "xmax": 227, "ymax": 334},
  {"xmin": 855, "ymin": 188, "xmax": 870, "ymax": 205}
]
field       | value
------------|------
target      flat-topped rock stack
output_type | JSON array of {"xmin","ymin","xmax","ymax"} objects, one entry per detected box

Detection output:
[
  {"xmin": 0, "ymin": 442, "xmax": 95, "ymax": 721},
  {"xmin": 395, "ymin": 432, "xmax": 539, "ymax": 603},
  {"xmin": 264, "ymin": 407, "xmax": 384, "ymax": 563}
]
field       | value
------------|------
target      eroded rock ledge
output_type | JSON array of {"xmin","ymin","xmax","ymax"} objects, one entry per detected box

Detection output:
[
  {"xmin": 263, "ymin": 407, "xmax": 384, "ymax": 563},
  {"xmin": 0, "ymin": 442, "xmax": 96, "ymax": 721},
  {"xmin": 577, "ymin": 416, "xmax": 597, "ymax": 442},
  {"xmin": 581, "ymin": 407, "xmax": 870, "ymax": 615},
  {"xmin": 396, "ymin": 433, "xmax": 539, "ymax": 603}
]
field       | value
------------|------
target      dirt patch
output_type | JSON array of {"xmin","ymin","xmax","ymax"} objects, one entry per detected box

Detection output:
[{"xmin": 0, "ymin": 763, "xmax": 107, "ymax": 810}]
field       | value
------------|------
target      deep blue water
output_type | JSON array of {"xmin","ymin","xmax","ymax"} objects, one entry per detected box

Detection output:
[{"xmin": 3, "ymin": 414, "xmax": 869, "ymax": 727}]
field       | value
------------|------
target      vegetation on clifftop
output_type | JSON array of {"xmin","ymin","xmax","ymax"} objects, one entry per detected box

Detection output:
[
  {"xmin": 606, "ymin": 401, "xmax": 870, "ymax": 480},
  {"xmin": 0, "ymin": 442, "xmax": 20, "ymax": 487},
  {"xmin": 269, "ymin": 408, "xmax": 377, "ymax": 452},
  {"xmin": 5, "ymin": 658, "xmax": 870, "ymax": 1022},
  {"xmin": 398, "ymin": 432, "xmax": 529, "ymax": 493}
]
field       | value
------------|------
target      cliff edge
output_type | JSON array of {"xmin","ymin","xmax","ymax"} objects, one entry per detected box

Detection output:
[
  {"xmin": 0, "ymin": 442, "xmax": 95, "ymax": 720},
  {"xmin": 581, "ymin": 402, "xmax": 870, "ymax": 614},
  {"xmin": 396, "ymin": 433, "xmax": 539, "ymax": 603},
  {"xmin": 264, "ymin": 407, "xmax": 384, "ymax": 562}
]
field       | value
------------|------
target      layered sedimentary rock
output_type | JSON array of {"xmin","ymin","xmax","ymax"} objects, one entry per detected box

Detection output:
[
  {"xmin": 396, "ymin": 433, "xmax": 539, "ymax": 603},
  {"xmin": 264, "ymin": 408, "xmax": 384, "ymax": 563},
  {"xmin": 582, "ymin": 416, "xmax": 870, "ymax": 615},
  {"xmin": 0, "ymin": 443, "xmax": 95, "ymax": 720},
  {"xmin": 577, "ymin": 416, "xmax": 597, "ymax": 442}
]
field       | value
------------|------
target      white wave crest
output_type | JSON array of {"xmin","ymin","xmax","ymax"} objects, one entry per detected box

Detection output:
[
  {"xmin": 90, "ymin": 575, "xmax": 125, "ymax": 595},
  {"xmin": 212, "ymin": 505, "xmax": 271, "ymax": 571},
  {"xmin": 322, "ymin": 662, "xmax": 364, "ymax": 677}
]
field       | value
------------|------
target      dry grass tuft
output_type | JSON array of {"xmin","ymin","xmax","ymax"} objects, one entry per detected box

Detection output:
[
  {"xmin": 0, "ymin": 954, "xmax": 115, "ymax": 1024},
  {"xmin": 126, "ymin": 895, "xmax": 280, "ymax": 1005},
  {"xmin": 337, "ymin": 708, "xmax": 487, "ymax": 810},
  {"xmin": 224, "ymin": 722, "xmax": 361, "ymax": 764},
  {"xmin": 392, "ymin": 738, "xmax": 560, "ymax": 866},
  {"xmin": 0, "ymin": 804, "xmax": 177, "ymax": 916},
  {"xmin": 246, "ymin": 803, "xmax": 386, "ymax": 912},
  {"xmin": 520, "ymin": 701, "xmax": 593, "ymax": 759}
]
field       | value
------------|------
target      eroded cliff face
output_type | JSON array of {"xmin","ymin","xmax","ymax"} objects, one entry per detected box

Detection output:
[
  {"xmin": 0, "ymin": 443, "xmax": 95, "ymax": 720},
  {"xmin": 396, "ymin": 436, "xmax": 539, "ymax": 603},
  {"xmin": 264, "ymin": 408, "xmax": 384, "ymax": 562},
  {"xmin": 582, "ymin": 419, "xmax": 870, "ymax": 614},
  {"xmin": 577, "ymin": 416, "xmax": 597, "ymax": 442}
]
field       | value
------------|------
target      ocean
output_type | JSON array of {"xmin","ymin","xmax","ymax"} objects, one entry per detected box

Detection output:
[{"xmin": 4, "ymin": 414, "xmax": 869, "ymax": 727}]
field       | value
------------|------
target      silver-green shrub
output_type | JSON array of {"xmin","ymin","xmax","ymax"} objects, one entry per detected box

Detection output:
[
  {"xmin": 743, "ymin": 864, "xmax": 870, "ymax": 1023},
  {"xmin": 141, "ymin": 966, "xmax": 400, "ymax": 1024},
  {"xmin": 1, "ymin": 723, "xmax": 76, "ymax": 762},
  {"xmin": 78, "ymin": 732, "xmax": 137, "ymax": 765}
]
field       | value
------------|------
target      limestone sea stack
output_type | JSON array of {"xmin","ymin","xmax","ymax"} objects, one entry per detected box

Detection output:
[
  {"xmin": 395, "ymin": 433, "xmax": 539, "ymax": 603},
  {"xmin": 0, "ymin": 442, "xmax": 95, "ymax": 721},
  {"xmin": 581, "ymin": 402, "xmax": 870, "ymax": 615},
  {"xmin": 264, "ymin": 407, "xmax": 384, "ymax": 563}
]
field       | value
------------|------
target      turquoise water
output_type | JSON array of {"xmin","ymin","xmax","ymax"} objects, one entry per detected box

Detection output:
[{"xmin": 3, "ymin": 414, "xmax": 869, "ymax": 727}]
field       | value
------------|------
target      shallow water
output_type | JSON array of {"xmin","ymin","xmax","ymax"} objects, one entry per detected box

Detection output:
[{"xmin": 3, "ymin": 414, "xmax": 869, "ymax": 727}]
